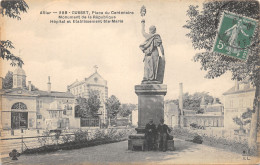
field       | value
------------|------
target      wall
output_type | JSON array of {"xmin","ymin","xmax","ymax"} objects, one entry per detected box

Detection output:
[
  {"xmin": 164, "ymin": 102, "xmax": 179, "ymax": 127},
  {"xmin": 224, "ymin": 90, "xmax": 255, "ymax": 130},
  {"xmin": 183, "ymin": 115, "xmax": 224, "ymax": 127},
  {"xmin": 1, "ymin": 95, "xmax": 37, "ymax": 130}
]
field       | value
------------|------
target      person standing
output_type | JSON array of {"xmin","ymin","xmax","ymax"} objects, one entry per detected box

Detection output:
[
  {"xmin": 145, "ymin": 119, "xmax": 157, "ymax": 151},
  {"xmin": 157, "ymin": 118, "xmax": 171, "ymax": 152}
]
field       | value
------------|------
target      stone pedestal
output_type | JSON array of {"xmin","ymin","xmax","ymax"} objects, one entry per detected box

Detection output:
[
  {"xmin": 167, "ymin": 140, "xmax": 175, "ymax": 151},
  {"xmin": 135, "ymin": 84, "xmax": 167, "ymax": 133},
  {"xmin": 128, "ymin": 84, "xmax": 168, "ymax": 150}
]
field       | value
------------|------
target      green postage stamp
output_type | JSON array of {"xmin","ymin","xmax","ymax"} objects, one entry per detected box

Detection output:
[{"xmin": 213, "ymin": 12, "xmax": 258, "ymax": 60}]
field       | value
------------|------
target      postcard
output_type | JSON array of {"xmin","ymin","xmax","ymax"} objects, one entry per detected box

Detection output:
[{"xmin": 0, "ymin": 0, "xmax": 259, "ymax": 164}]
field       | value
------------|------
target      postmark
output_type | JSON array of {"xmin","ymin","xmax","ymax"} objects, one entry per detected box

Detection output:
[{"xmin": 212, "ymin": 11, "xmax": 258, "ymax": 61}]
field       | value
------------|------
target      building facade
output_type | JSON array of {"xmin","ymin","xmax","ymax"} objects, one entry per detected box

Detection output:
[
  {"xmin": 0, "ymin": 67, "xmax": 79, "ymax": 130},
  {"xmin": 67, "ymin": 68, "xmax": 108, "ymax": 122},
  {"xmin": 223, "ymin": 80, "xmax": 255, "ymax": 130}
]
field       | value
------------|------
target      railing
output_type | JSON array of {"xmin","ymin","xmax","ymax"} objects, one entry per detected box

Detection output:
[
  {"xmin": 0, "ymin": 127, "xmax": 134, "ymax": 159},
  {"xmin": 80, "ymin": 118, "xmax": 100, "ymax": 127}
]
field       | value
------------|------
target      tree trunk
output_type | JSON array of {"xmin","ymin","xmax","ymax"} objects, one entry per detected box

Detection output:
[{"xmin": 248, "ymin": 82, "xmax": 259, "ymax": 151}]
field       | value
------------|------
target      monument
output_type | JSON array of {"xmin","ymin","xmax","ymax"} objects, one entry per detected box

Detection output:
[{"xmin": 128, "ymin": 6, "xmax": 173, "ymax": 151}]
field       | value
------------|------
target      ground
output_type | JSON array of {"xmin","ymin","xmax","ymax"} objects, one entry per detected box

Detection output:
[{"xmin": 1, "ymin": 138, "xmax": 259, "ymax": 165}]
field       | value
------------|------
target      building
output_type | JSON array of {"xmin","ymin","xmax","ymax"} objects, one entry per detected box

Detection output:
[
  {"xmin": 223, "ymin": 80, "xmax": 255, "ymax": 130},
  {"xmin": 166, "ymin": 83, "xmax": 224, "ymax": 128},
  {"xmin": 164, "ymin": 102, "xmax": 179, "ymax": 128},
  {"xmin": 131, "ymin": 108, "xmax": 138, "ymax": 127},
  {"xmin": 182, "ymin": 97, "xmax": 224, "ymax": 128},
  {"xmin": 0, "ymin": 66, "xmax": 78, "ymax": 130},
  {"xmin": 67, "ymin": 66, "xmax": 108, "ymax": 122}
]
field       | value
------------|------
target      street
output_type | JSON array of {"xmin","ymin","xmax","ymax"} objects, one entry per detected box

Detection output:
[{"xmin": 1, "ymin": 138, "xmax": 259, "ymax": 165}]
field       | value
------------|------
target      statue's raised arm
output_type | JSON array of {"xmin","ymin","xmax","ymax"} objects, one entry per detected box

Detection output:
[{"xmin": 141, "ymin": 19, "xmax": 149, "ymax": 38}]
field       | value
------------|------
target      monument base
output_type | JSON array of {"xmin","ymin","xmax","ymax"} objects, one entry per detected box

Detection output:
[
  {"xmin": 135, "ymin": 84, "xmax": 167, "ymax": 128},
  {"xmin": 128, "ymin": 134, "xmax": 175, "ymax": 151},
  {"xmin": 128, "ymin": 83, "xmax": 170, "ymax": 151}
]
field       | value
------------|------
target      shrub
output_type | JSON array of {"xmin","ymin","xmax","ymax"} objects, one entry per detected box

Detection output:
[
  {"xmin": 61, "ymin": 134, "xmax": 72, "ymax": 143},
  {"xmin": 74, "ymin": 129, "xmax": 89, "ymax": 142},
  {"xmin": 192, "ymin": 135, "xmax": 203, "ymax": 144},
  {"xmin": 50, "ymin": 131, "xmax": 61, "ymax": 144},
  {"xmin": 38, "ymin": 130, "xmax": 51, "ymax": 146},
  {"xmin": 105, "ymin": 128, "xmax": 117, "ymax": 140},
  {"xmin": 93, "ymin": 129, "xmax": 106, "ymax": 140}
]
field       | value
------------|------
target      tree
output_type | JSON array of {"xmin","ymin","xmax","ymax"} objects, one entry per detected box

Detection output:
[
  {"xmin": 75, "ymin": 90, "xmax": 101, "ymax": 118},
  {"xmin": 119, "ymin": 103, "xmax": 137, "ymax": 117},
  {"xmin": 183, "ymin": 1, "xmax": 259, "ymax": 150},
  {"xmin": 233, "ymin": 108, "xmax": 252, "ymax": 130},
  {"xmin": 166, "ymin": 92, "xmax": 217, "ymax": 114},
  {"xmin": 87, "ymin": 90, "xmax": 101, "ymax": 116},
  {"xmin": 0, "ymin": 0, "xmax": 29, "ymax": 66},
  {"xmin": 2, "ymin": 71, "xmax": 13, "ymax": 89},
  {"xmin": 105, "ymin": 95, "xmax": 121, "ymax": 121},
  {"xmin": 75, "ymin": 97, "xmax": 89, "ymax": 118}
]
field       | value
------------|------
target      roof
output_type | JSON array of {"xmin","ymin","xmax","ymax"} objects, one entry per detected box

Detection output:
[
  {"xmin": 67, "ymin": 71, "xmax": 107, "ymax": 89},
  {"xmin": 0, "ymin": 88, "xmax": 74, "ymax": 98},
  {"xmin": 13, "ymin": 66, "xmax": 26, "ymax": 76},
  {"xmin": 35, "ymin": 90, "xmax": 74, "ymax": 98},
  {"xmin": 223, "ymin": 86, "xmax": 255, "ymax": 95}
]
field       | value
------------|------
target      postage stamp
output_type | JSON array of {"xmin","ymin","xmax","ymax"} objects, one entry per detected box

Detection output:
[{"xmin": 212, "ymin": 11, "xmax": 258, "ymax": 60}]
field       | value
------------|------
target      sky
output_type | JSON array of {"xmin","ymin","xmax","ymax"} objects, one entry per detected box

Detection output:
[{"xmin": 1, "ymin": 0, "xmax": 235, "ymax": 104}]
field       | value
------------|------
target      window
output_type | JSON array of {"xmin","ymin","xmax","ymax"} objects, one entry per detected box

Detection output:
[
  {"xmin": 17, "ymin": 78, "xmax": 21, "ymax": 86},
  {"xmin": 11, "ymin": 112, "xmax": 28, "ymax": 129},
  {"xmin": 59, "ymin": 111, "xmax": 62, "ymax": 117},
  {"xmin": 37, "ymin": 115, "xmax": 42, "ymax": 119},
  {"xmin": 37, "ymin": 100, "xmax": 43, "ymax": 109},
  {"xmin": 12, "ymin": 102, "xmax": 27, "ymax": 110}
]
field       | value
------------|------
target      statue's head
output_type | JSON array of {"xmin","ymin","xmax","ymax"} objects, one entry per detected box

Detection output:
[{"xmin": 149, "ymin": 25, "xmax": 156, "ymax": 34}]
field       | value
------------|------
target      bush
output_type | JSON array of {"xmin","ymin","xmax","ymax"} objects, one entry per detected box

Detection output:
[
  {"xmin": 51, "ymin": 131, "xmax": 61, "ymax": 144},
  {"xmin": 93, "ymin": 129, "xmax": 106, "ymax": 140},
  {"xmin": 74, "ymin": 129, "xmax": 89, "ymax": 142},
  {"xmin": 192, "ymin": 135, "xmax": 203, "ymax": 144},
  {"xmin": 31, "ymin": 128, "xmax": 135, "ymax": 155},
  {"xmin": 38, "ymin": 130, "xmax": 51, "ymax": 146},
  {"xmin": 61, "ymin": 134, "xmax": 72, "ymax": 143},
  {"xmin": 105, "ymin": 128, "xmax": 118, "ymax": 140}
]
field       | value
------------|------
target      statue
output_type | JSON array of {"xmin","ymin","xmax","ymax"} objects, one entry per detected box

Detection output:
[{"xmin": 139, "ymin": 6, "xmax": 165, "ymax": 84}]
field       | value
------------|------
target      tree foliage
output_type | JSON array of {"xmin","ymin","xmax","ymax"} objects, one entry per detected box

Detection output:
[
  {"xmin": 119, "ymin": 103, "xmax": 137, "ymax": 117},
  {"xmin": 167, "ymin": 92, "xmax": 219, "ymax": 113},
  {"xmin": 2, "ymin": 71, "xmax": 13, "ymax": 89},
  {"xmin": 0, "ymin": 0, "xmax": 29, "ymax": 66},
  {"xmin": 75, "ymin": 90, "xmax": 101, "ymax": 118},
  {"xmin": 183, "ymin": 1, "xmax": 259, "ymax": 85},
  {"xmin": 0, "ymin": 40, "xmax": 24, "ymax": 66},
  {"xmin": 105, "ymin": 95, "xmax": 121, "ymax": 118},
  {"xmin": 87, "ymin": 90, "xmax": 101, "ymax": 116},
  {"xmin": 233, "ymin": 108, "xmax": 252, "ymax": 129},
  {"xmin": 1, "ymin": 0, "xmax": 29, "ymax": 20},
  {"xmin": 184, "ymin": 1, "xmax": 259, "ymax": 148},
  {"xmin": 75, "ymin": 97, "xmax": 89, "ymax": 118}
]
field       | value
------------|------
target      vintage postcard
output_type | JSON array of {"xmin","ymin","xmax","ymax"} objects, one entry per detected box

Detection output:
[{"xmin": 0, "ymin": 0, "xmax": 259, "ymax": 164}]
